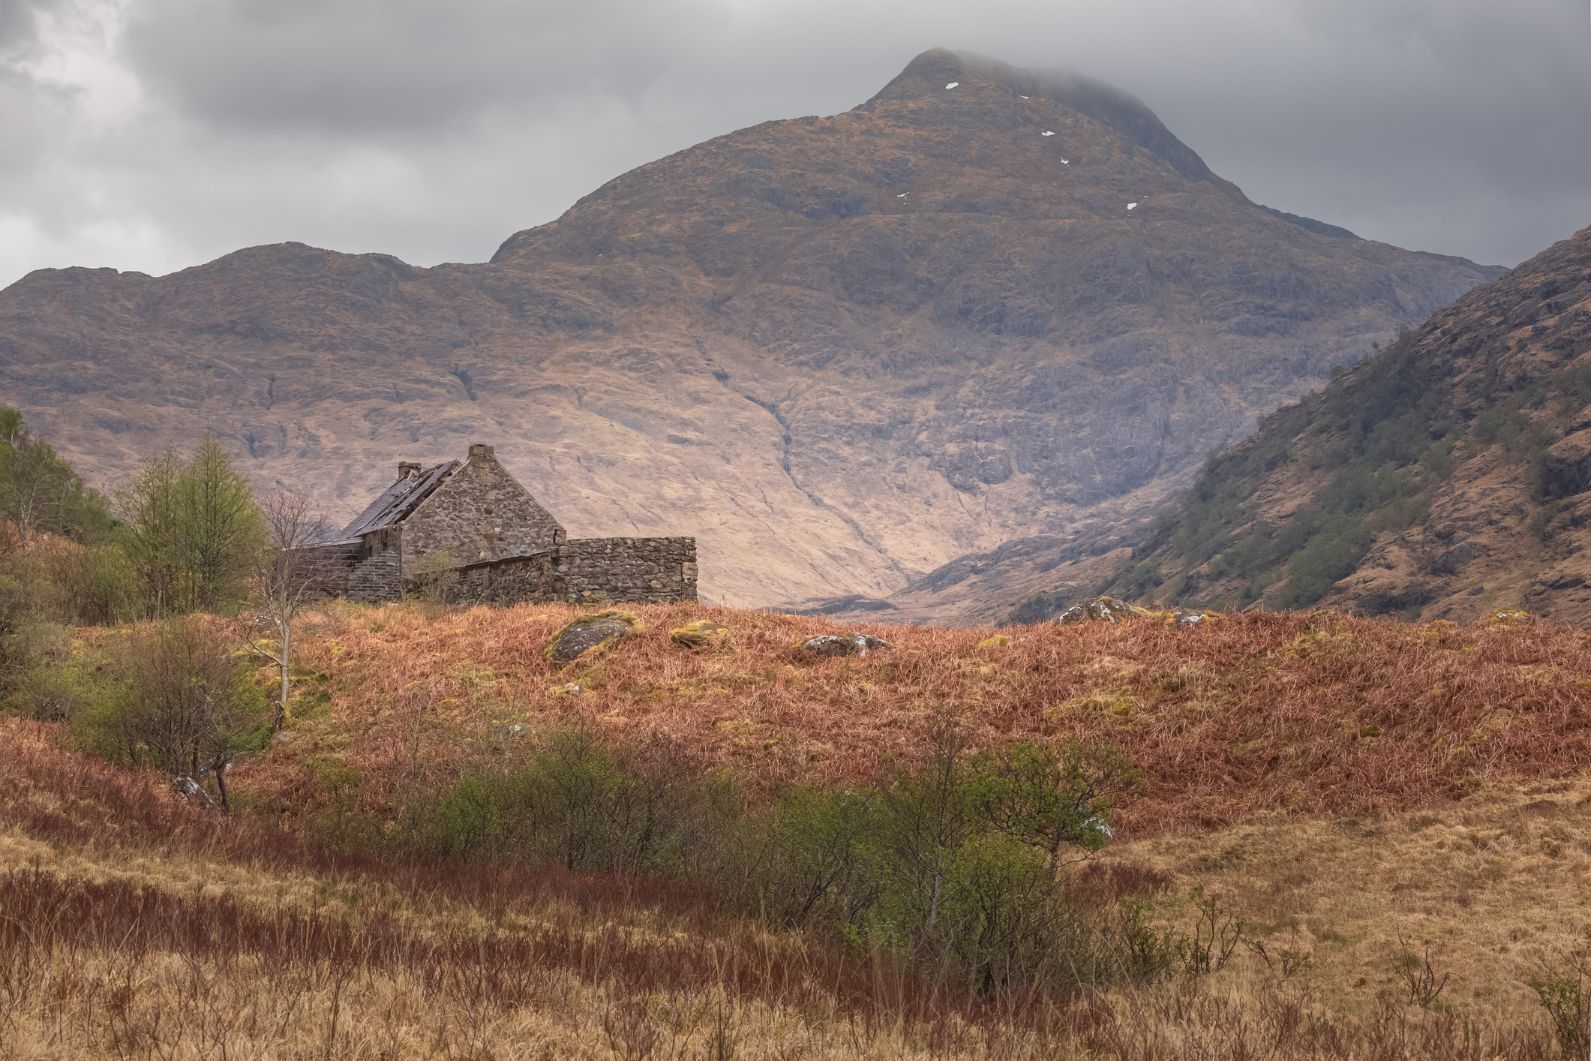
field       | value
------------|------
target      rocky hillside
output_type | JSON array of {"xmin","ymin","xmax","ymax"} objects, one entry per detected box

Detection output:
[
  {"xmin": 1097, "ymin": 225, "xmax": 1591, "ymax": 624},
  {"xmin": 0, "ymin": 49, "xmax": 1498, "ymax": 607}
]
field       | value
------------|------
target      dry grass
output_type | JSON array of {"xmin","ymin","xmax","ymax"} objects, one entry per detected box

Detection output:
[
  {"xmin": 0, "ymin": 742, "xmax": 1565, "ymax": 1061},
  {"xmin": 4, "ymin": 602, "xmax": 1588, "ymax": 1057},
  {"xmin": 260, "ymin": 602, "xmax": 1591, "ymax": 836},
  {"xmin": 1109, "ymin": 773, "xmax": 1591, "ymax": 1021}
]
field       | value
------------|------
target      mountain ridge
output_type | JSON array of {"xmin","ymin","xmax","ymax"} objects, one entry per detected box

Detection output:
[{"xmin": 0, "ymin": 49, "xmax": 1501, "ymax": 609}]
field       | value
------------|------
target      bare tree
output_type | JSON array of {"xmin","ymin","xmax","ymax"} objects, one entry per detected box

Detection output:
[{"xmin": 248, "ymin": 489, "xmax": 326, "ymax": 730}]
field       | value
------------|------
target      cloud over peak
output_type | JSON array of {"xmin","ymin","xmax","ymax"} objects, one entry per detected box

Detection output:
[{"xmin": 3, "ymin": 0, "xmax": 1588, "ymax": 288}]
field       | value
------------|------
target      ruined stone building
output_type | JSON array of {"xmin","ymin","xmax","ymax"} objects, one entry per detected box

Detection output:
[{"xmin": 304, "ymin": 443, "xmax": 697, "ymax": 605}]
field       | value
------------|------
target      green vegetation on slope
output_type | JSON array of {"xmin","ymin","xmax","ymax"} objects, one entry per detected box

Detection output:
[
  {"xmin": 1122, "ymin": 334, "xmax": 1466, "ymax": 610},
  {"xmin": 1112, "ymin": 225, "xmax": 1591, "ymax": 618},
  {"xmin": 0, "ymin": 406, "xmax": 116, "ymax": 544}
]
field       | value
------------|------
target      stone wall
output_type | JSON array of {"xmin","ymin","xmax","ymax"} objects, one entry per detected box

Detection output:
[
  {"xmin": 450, "ymin": 550, "xmax": 558, "ymax": 605},
  {"xmin": 348, "ymin": 543, "xmax": 403, "ymax": 603},
  {"xmin": 299, "ymin": 534, "xmax": 403, "ymax": 603},
  {"xmin": 402, "ymin": 443, "xmax": 565, "ymax": 576},
  {"xmin": 555, "ymin": 537, "xmax": 698, "ymax": 605},
  {"xmin": 447, "ymin": 537, "xmax": 697, "ymax": 606}
]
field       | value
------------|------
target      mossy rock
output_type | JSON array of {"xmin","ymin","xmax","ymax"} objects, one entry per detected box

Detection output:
[
  {"xmin": 545, "ymin": 611, "xmax": 639, "ymax": 664},
  {"xmin": 671, "ymin": 619, "xmax": 730, "ymax": 649},
  {"xmin": 977, "ymin": 634, "xmax": 1012, "ymax": 649},
  {"xmin": 1487, "ymin": 609, "xmax": 1532, "ymax": 624}
]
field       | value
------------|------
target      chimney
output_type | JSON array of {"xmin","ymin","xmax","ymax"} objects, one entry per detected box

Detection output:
[
  {"xmin": 468, "ymin": 442, "xmax": 495, "ymax": 462},
  {"xmin": 397, "ymin": 461, "xmax": 421, "ymax": 480}
]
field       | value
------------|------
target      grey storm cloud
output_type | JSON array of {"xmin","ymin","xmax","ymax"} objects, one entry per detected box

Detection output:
[{"xmin": 2, "ymin": 0, "xmax": 1588, "ymax": 289}]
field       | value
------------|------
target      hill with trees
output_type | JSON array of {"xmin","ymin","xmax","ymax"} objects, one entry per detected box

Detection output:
[{"xmin": 1103, "ymin": 224, "xmax": 1591, "ymax": 624}]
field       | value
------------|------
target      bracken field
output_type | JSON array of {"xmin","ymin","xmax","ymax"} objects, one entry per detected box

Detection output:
[{"xmin": 4, "ymin": 602, "xmax": 1591, "ymax": 1059}]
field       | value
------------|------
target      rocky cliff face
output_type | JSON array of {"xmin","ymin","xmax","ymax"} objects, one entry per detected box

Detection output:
[
  {"xmin": 1088, "ymin": 225, "xmax": 1591, "ymax": 625},
  {"xmin": 0, "ymin": 49, "xmax": 1499, "ymax": 607}
]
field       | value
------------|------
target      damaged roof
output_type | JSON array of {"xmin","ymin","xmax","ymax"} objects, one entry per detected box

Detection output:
[{"xmin": 335, "ymin": 460, "xmax": 458, "ymax": 539}]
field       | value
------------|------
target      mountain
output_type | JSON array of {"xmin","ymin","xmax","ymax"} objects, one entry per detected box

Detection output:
[
  {"xmin": 0, "ymin": 49, "xmax": 1500, "ymax": 608},
  {"xmin": 1091, "ymin": 225, "xmax": 1591, "ymax": 625}
]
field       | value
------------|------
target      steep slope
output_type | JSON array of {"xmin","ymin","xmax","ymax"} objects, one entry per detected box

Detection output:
[
  {"xmin": 1097, "ymin": 225, "xmax": 1591, "ymax": 624},
  {"xmin": 0, "ymin": 49, "xmax": 1499, "ymax": 607}
]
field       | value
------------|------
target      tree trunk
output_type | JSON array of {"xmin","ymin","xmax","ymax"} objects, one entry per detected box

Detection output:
[
  {"xmin": 275, "ymin": 615, "xmax": 292, "ymax": 730},
  {"xmin": 213, "ymin": 759, "xmax": 230, "ymax": 814}
]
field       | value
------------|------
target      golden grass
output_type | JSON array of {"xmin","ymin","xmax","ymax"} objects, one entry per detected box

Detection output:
[{"xmin": 1110, "ymin": 773, "xmax": 1591, "ymax": 1021}]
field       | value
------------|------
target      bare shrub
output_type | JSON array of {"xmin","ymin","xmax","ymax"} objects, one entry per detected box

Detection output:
[
  {"xmin": 1175, "ymin": 888, "xmax": 1249, "ymax": 979},
  {"xmin": 1248, "ymin": 930, "xmax": 1316, "ymax": 983},
  {"xmin": 1396, "ymin": 938, "xmax": 1451, "ymax": 1009}
]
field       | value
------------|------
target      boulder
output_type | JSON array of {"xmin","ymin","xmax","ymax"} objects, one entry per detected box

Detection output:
[
  {"xmin": 1056, "ymin": 595, "xmax": 1148, "ymax": 624},
  {"xmin": 546, "ymin": 611, "xmax": 637, "ymax": 663},
  {"xmin": 797, "ymin": 633, "xmax": 891, "ymax": 658}
]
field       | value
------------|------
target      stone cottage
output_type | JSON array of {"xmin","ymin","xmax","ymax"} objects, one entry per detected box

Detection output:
[{"xmin": 303, "ymin": 443, "xmax": 697, "ymax": 605}]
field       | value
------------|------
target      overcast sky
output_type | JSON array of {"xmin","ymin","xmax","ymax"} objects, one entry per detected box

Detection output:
[{"xmin": 2, "ymin": 0, "xmax": 1588, "ymax": 288}]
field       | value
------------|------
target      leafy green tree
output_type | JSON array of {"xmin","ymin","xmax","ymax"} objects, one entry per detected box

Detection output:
[
  {"xmin": 118, "ymin": 450, "xmax": 187, "ymax": 613},
  {"xmin": 0, "ymin": 406, "xmax": 114, "ymax": 544},
  {"xmin": 181, "ymin": 437, "xmax": 269, "ymax": 611},
  {"xmin": 119, "ymin": 437, "xmax": 268, "ymax": 615}
]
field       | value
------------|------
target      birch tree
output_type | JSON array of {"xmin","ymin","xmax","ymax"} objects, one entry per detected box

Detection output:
[{"xmin": 248, "ymin": 489, "xmax": 325, "ymax": 729}]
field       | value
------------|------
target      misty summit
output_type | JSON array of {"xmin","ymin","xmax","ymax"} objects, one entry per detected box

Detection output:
[{"xmin": 302, "ymin": 442, "xmax": 697, "ymax": 605}]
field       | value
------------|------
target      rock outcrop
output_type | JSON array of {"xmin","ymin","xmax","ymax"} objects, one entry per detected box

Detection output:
[{"xmin": 797, "ymin": 633, "xmax": 890, "ymax": 658}]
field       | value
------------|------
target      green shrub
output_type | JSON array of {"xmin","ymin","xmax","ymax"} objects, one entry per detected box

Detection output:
[
  {"xmin": 413, "ymin": 731, "xmax": 715, "ymax": 874},
  {"xmin": 1530, "ymin": 966, "xmax": 1590, "ymax": 1056},
  {"xmin": 58, "ymin": 544, "xmax": 140, "ymax": 625},
  {"xmin": 2, "ymin": 621, "xmax": 95, "ymax": 722},
  {"xmin": 725, "ymin": 733, "xmax": 1139, "ymax": 995},
  {"xmin": 404, "ymin": 727, "xmax": 1150, "ymax": 998},
  {"xmin": 76, "ymin": 617, "xmax": 269, "ymax": 810}
]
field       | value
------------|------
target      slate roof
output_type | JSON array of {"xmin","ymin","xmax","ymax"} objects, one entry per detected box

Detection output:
[{"xmin": 334, "ymin": 460, "xmax": 458, "ymax": 539}]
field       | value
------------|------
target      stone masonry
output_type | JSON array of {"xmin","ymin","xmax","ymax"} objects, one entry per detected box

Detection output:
[
  {"xmin": 301, "ymin": 442, "xmax": 697, "ymax": 606},
  {"xmin": 403, "ymin": 444, "xmax": 565, "ymax": 570}
]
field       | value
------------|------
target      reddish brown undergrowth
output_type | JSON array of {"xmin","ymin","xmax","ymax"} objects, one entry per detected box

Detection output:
[
  {"xmin": 271, "ymin": 604, "xmax": 1589, "ymax": 836},
  {"xmin": 0, "ymin": 716, "xmax": 724, "ymax": 922}
]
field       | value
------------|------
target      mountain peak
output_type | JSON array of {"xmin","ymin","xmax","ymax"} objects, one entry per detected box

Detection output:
[{"xmin": 871, "ymin": 49, "xmax": 1227, "ymax": 188}]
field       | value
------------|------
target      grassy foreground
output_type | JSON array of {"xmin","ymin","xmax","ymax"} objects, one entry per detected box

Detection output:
[{"xmin": 3, "ymin": 602, "xmax": 1589, "ymax": 1058}]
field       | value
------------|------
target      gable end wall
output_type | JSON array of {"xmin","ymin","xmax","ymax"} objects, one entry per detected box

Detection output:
[{"xmin": 401, "ymin": 449, "xmax": 564, "ymax": 575}]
